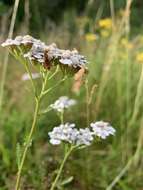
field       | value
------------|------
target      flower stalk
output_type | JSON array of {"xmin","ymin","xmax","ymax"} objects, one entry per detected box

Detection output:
[
  {"xmin": 50, "ymin": 146, "xmax": 74, "ymax": 190},
  {"xmin": 15, "ymin": 97, "xmax": 40, "ymax": 190},
  {"xmin": 15, "ymin": 69, "xmax": 49, "ymax": 190}
]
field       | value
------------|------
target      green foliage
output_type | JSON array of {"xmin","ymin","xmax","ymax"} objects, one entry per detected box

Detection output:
[
  {"xmin": 2, "ymin": 0, "xmax": 142, "ymax": 34},
  {"xmin": 0, "ymin": 1, "xmax": 9, "ymax": 15}
]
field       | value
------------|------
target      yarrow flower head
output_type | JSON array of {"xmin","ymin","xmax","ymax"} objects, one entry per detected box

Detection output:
[
  {"xmin": 25, "ymin": 44, "xmax": 88, "ymax": 72},
  {"xmin": 48, "ymin": 123, "xmax": 93, "ymax": 146},
  {"xmin": 48, "ymin": 123, "xmax": 79, "ymax": 145},
  {"xmin": 24, "ymin": 42, "xmax": 53, "ymax": 66},
  {"xmin": 76, "ymin": 128, "xmax": 93, "ymax": 146},
  {"xmin": 48, "ymin": 121, "xmax": 116, "ymax": 147},
  {"xmin": 1, "ymin": 35, "xmax": 40, "ymax": 51},
  {"xmin": 58, "ymin": 49, "xmax": 87, "ymax": 70},
  {"xmin": 50, "ymin": 96, "xmax": 77, "ymax": 112},
  {"xmin": 90, "ymin": 121, "xmax": 116, "ymax": 139},
  {"xmin": 1, "ymin": 35, "xmax": 88, "ymax": 74}
]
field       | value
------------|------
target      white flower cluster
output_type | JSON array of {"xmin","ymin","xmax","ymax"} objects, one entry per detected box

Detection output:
[
  {"xmin": 48, "ymin": 121, "xmax": 116, "ymax": 146},
  {"xmin": 76, "ymin": 128, "xmax": 93, "ymax": 146},
  {"xmin": 48, "ymin": 123, "xmax": 93, "ymax": 146},
  {"xmin": 1, "ymin": 35, "xmax": 39, "ymax": 48},
  {"xmin": 90, "ymin": 121, "xmax": 116, "ymax": 139},
  {"xmin": 48, "ymin": 123, "xmax": 78, "ymax": 145},
  {"xmin": 48, "ymin": 48, "xmax": 87, "ymax": 69},
  {"xmin": 24, "ymin": 42, "xmax": 87, "ymax": 70},
  {"xmin": 1, "ymin": 35, "xmax": 88, "ymax": 72},
  {"xmin": 50, "ymin": 96, "xmax": 76, "ymax": 112},
  {"xmin": 24, "ymin": 41, "xmax": 47, "ymax": 63}
]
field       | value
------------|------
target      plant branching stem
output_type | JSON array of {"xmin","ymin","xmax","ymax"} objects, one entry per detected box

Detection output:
[
  {"xmin": 24, "ymin": 62, "xmax": 37, "ymax": 94},
  {"xmin": 60, "ymin": 111, "xmax": 64, "ymax": 124},
  {"xmin": 48, "ymin": 65, "xmax": 59, "ymax": 80},
  {"xmin": 15, "ymin": 70, "xmax": 49, "ymax": 190},
  {"xmin": 42, "ymin": 76, "xmax": 67, "ymax": 96}
]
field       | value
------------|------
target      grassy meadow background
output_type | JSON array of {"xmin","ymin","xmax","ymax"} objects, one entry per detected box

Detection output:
[{"xmin": 0, "ymin": 0, "xmax": 143, "ymax": 189}]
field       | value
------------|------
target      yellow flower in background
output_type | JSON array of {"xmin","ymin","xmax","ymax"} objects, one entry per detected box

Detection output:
[
  {"xmin": 99, "ymin": 18, "xmax": 112, "ymax": 29},
  {"xmin": 100, "ymin": 29, "xmax": 110, "ymax": 38},
  {"xmin": 119, "ymin": 52, "xmax": 128, "ymax": 59},
  {"xmin": 85, "ymin": 33, "xmax": 97, "ymax": 42},
  {"xmin": 136, "ymin": 53, "xmax": 143, "ymax": 63},
  {"xmin": 120, "ymin": 38, "xmax": 128, "ymax": 46},
  {"xmin": 120, "ymin": 38, "xmax": 133, "ymax": 49}
]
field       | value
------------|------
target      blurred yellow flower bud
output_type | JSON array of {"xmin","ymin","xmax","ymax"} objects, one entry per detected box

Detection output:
[
  {"xmin": 99, "ymin": 18, "xmax": 112, "ymax": 29},
  {"xmin": 136, "ymin": 53, "xmax": 143, "ymax": 63},
  {"xmin": 85, "ymin": 33, "xmax": 97, "ymax": 42},
  {"xmin": 120, "ymin": 38, "xmax": 133, "ymax": 49}
]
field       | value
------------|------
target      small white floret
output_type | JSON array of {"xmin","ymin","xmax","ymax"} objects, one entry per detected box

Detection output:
[
  {"xmin": 50, "ymin": 96, "xmax": 76, "ymax": 112},
  {"xmin": 76, "ymin": 128, "xmax": 93, "ymax": 146},
  {"xmin": 90, "ymin": 121, "xmax": 116, "ymax": 139}
]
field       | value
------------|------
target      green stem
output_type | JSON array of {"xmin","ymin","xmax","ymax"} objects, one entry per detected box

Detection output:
[
  {"xmin": 24, "ymin": 62, "xmax": 36, "ymax": 94},
  {"xmin": 15, "ymin": 70, "xmax": 49, "ymax": 190},
  {"xmin": 40, "ymin": 71, "xmax": 49, "ymax": 98},
  {"xmin": 15, "ymin": 97, "xmax": 40, "ymax": 190},
  {"xmin": 50, "ymin": 146, "xmax": 73, "ymax": 190},
  {"xmin": 0, "ymin": 0, "xmax": 20, "ymax": 113},
  {"xmin": 48, "ymin": 65, "xmax": 59, "ymax": 80},
  {"xmin": 85, "ymin": 79, "xmax": 90, "ymax": 126},
  {"xmin": 60, "ymin": 111, "xmax": 64, "ymax": 124}
]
